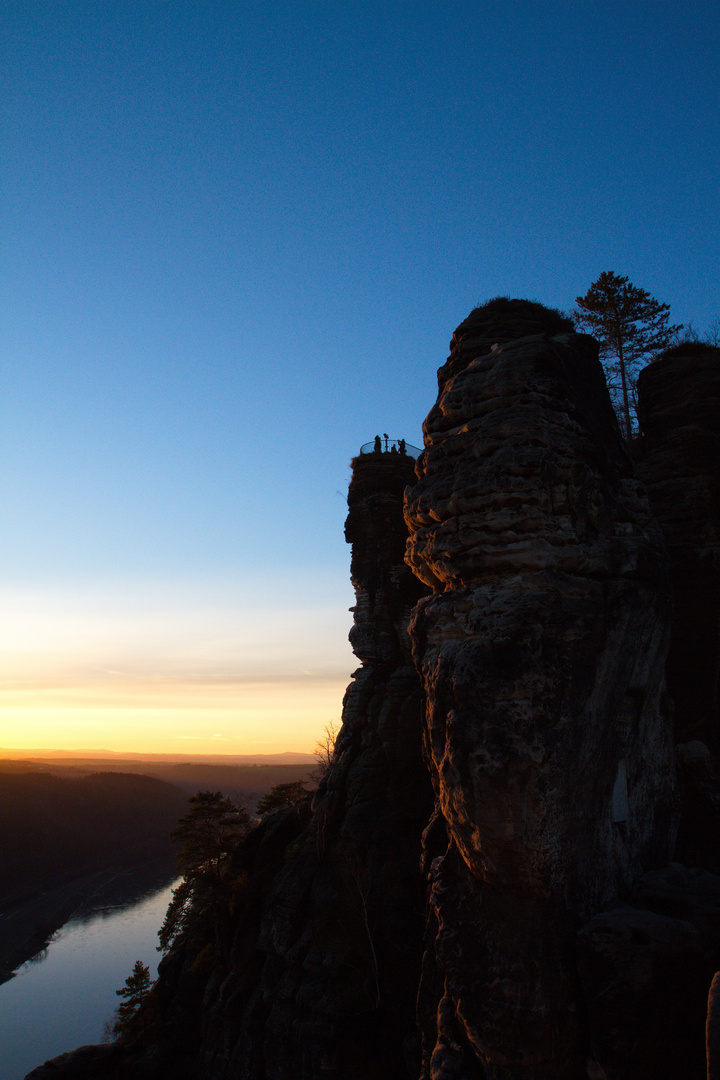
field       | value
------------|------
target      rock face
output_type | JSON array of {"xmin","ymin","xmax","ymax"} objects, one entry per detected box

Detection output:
[
  {"xmin": 404, "ymin": 299, "xmax": 677, "ymax": 1079},
  {"xmin": 634, "ymin": 344, "xmax": 720, "ymax": 876},
  {"xmin": 578, "ymin": 863, "xmax": 720, "ymax": 1080},
  {"xmin": 635, "ymin": 345, "xmax": 720, "ymax": 751}
]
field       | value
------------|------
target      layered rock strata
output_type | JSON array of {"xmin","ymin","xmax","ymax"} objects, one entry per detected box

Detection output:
[{"xmin": 404, "ymin": 299, "xmax": 677, "ymax": 1079}]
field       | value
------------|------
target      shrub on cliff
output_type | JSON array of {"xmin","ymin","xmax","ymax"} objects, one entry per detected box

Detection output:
[
  {"xmin": 658, "ymin": 340, "xmax": 720, "ymax": 362},
  {"xmin": 463, "ymin": 296, "xmax": 575, "ymax": 340},
  {"xmin": 438, "ymin": 298, "xmax": 576, "ymax": 389}
]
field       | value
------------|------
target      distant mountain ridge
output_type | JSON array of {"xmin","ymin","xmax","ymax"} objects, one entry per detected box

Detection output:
[
  {"xmin": 0, "ymin": 759, "xmax": 315, "ymax": 983},
  {"xmin": 0, "ymin": 770, "xmax": 188, "ymax": 906},
  {"xmin": 0, "ymin": 749, "xmax": 316, "ymax": 764},
  {"xmin": 0, "ymin": 756, "xmax": 316, "ymax": 803}
]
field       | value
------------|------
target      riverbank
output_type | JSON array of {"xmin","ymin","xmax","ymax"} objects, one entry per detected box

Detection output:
[
  {"xmin": 0, "ymin": 857, "xmax": 177, "ymax": 984},
  {"xmin": 0, "ymin": 871, "xmax": 179, "ymax": 1080}
]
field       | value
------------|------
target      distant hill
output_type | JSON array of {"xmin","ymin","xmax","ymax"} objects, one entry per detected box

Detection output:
[
  {"xmin": 0, "ymin": 756, "xmax": 316, "ymax": 804},
  {"xmin": 0, "ymin": 748, "xmax": 316, "ymax": 764},
  {"xmin": 0, "ymin": 761, "xmax": 317, "ymax": 981},
  {"xmin": 0, "ymin": 770, "xmax": 189, "ymax": 908},
  {"xmin": 143, "ymin": 762, "xmax": 316, "ymax": 801}
]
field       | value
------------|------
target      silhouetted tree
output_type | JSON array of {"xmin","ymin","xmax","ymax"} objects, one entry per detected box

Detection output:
[
  {"xmin": 256, "ymin": 780, "xmax": 310, "ymax": 815},
  {"xmin": 312, "ymin": 720, "xmax": 339, "ymax": 781},
  {"xmin": 574, "ymin": 271, "xmax": 682, "ymax": 439},
  {"xmin": 670, "ymin": 319, "xmax": 720, "ymax": 349},
  {"xmin": 158, "ymin": 791, "xmax": 250, "ymax": 952},
  {"xmin": 112, "ymin": 960, "xmax": 152, "ymax": 1037}
]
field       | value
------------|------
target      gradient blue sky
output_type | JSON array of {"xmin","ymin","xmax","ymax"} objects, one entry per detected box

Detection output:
[{"xmin": 2, "ymin": 0, "xmax": 718, "ymax": 753}]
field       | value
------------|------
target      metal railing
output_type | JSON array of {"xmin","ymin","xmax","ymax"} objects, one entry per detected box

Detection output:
[{"xmin": 359, "ymin": 437, "xmax": 422, "ymax": 459}]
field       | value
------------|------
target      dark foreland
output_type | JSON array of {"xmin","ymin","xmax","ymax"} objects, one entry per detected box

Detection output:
[
  {"xmin": 0, "ymin": 751, "xmax": 316, "ymax": 804},
  {"xmin": 0, "ymin": 755, "xmax": 314, "ymax": 982},
  {"xmin": 23, "ymin": 302, "xmax": 720, "ymax": 1080}
]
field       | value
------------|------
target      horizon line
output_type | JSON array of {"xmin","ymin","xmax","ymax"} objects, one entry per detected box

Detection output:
[{"xmin": 0, "ymin": 746, "xmax": 317, "ymax": 762}]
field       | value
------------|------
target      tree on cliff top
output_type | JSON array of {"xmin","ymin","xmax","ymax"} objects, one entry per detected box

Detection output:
[{"xmin": 574, "ymin": 271, "xmax": 682, "ymax": 440}]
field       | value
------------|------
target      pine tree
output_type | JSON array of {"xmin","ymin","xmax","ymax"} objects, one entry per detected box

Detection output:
[
  {"xmin": 158, "ymin": 791, "xmax": 251, "ymax": 952},
  {"xmin": 574, "ymin": 271, "xmax": 682, "ymax": 440},
  {"xmin": 112, "ymin": 960, "xmax": 152, "ymax": 1037},
  {"xmin": 170, "ymin": 791, "xmax": 250, "ymax": 881},
  {"xmin": 256, "ymin": 780, "xmax": 310, "ymax": 816}
]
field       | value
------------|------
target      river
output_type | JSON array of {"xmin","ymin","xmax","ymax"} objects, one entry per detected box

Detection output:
[{"xmin": 0, "ymin": 866, "xmax": 180, "ymax": 1080}]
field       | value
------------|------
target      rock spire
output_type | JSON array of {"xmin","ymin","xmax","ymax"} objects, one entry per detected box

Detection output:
[{"xmin": 404, "ymin": 299, "xmax": 677, "ymax": 1078}]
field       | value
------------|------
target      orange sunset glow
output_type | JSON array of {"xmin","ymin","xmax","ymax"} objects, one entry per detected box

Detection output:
[{"xmin": 0, "ymin": 578, "xmax": 354, "ymax": 755}]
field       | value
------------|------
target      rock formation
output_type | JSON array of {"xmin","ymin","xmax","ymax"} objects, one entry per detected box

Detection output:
[
  {"xmin": 635, "ymin": 341, "xmax": 720, "ymax": 874},
  {"xmin": 575, "ymin": 345, "xmax": 720, "ymax": 1080},
  {"xmin": 577, "ymin": 862, "xmax": 720, "ymax": 1079},
  {"xmin": 404, "ymin": 299, "xmax": 677, "ymax": 1078},
  {"xmin": 24, "ymin": 306, "xmax": 720, "ymax": 1080},
  {"xmin": 636, "ymin": 343, "xmax": 720, "ymax": 752}
]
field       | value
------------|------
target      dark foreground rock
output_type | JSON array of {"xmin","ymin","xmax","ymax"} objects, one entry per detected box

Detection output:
[
  {"xmin": 25, "ymin": 1045, "xmax": 125, "ymax": 1079},
  {"xmin": 404, "ymin": 300, "xmax": 677, "ymax": 1078},
  {"xmin": 636, "ymin": 346, "xmax": 720, "ymax": 872},
  {"xmin": 636, "ymin": 343, "xmax": 720, "ymax": 752},
  {"xmin": 579, "ymin": 863, "xmax": 720, "ymax": 1079}
]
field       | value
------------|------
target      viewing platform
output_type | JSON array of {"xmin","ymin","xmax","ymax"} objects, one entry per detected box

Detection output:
[{"xmin": 359, "ymin": 436, "xmax": 422, "ymax": 459}]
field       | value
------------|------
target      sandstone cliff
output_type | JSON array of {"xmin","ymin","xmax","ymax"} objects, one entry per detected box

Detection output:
[
  {"xmin": 634, "ymin": 342, "xmax": 720, "ymax": 890},
  {"xmin": 404, "ymin": 299, "xmax": 677, "ymax": 1078},
  {"xmin": 218, "ymin": 447, "xmax": 432, "ymax": 1079},
  {"xmin": 636, "ymin": 343, "xmax": 720, "ymax": 753}
]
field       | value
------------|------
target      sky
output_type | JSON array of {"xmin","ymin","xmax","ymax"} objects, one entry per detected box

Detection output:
[{"xmin": 1, "ymin": 0, "xmax": 718, "ymax": 755}]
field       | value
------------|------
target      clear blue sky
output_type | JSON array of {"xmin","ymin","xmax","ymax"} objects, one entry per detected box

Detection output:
[{"xmin": 1, "ymin": 0, "xmax": 718, "ymax": 752}]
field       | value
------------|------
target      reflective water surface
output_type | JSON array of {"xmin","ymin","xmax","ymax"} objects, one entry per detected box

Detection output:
[{"xmin": 0, "ymin": 868, "xmax": 179, "ymax": 1080}]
